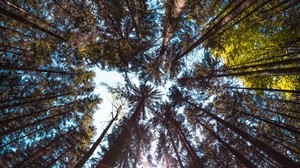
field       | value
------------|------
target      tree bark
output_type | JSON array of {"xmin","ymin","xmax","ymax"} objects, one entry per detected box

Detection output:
[
  {"xmin": 97, "ymin": 98, "xmax": 145, "ymax": 167},
  {"xmin": 0, "ymin": 108, "xmax": 72, "ymax": 137},
  {"xmin": 184, "ymin": 100, "xmax": 299, "ymax": 168},
  {"xmin": 199, "ymin": 121, "xmax": 256, "ymax": 168},
  {"xmin": 0, "ymin": 5, "xmax": 66, "ymax": 41},
  {"xmin": 166, "ymin": 126, "xmax": 185, "ymax": 168},
  {"xmin": 75, "ymin": 106, "xmax": 122, "ymax": 168}
]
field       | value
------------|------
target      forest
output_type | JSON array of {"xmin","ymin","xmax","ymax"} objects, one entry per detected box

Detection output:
[{"xmin": 0, "ymin": 0, "xmax": 299, "ymax": 167}]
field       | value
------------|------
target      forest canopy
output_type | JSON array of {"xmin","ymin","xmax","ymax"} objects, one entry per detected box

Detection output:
[{"xmin": 0, "ymin": 0, "xmax": 300, "ymax": 167}]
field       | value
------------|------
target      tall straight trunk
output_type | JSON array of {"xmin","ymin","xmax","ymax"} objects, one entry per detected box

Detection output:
[
  {"xmin": 194, "ymin": 67, "xmax": 300, "ymax": 79},
  {"xmin": 260, "ymin": 132, "xmax": 300, "ymax": 156},
  {"xmin": 263, "ymin": 98, "xmax": 300, "ymax": 106},
  {"xmin": 227, "ymin": 86, "xmax": 300, "ymax": 94},
  {"xmin": 259, "ymin": 0, "xmax": 297, "ymax": 15},
  {"xmin": 166, "ymin": 126, "xmax": 184, "ymax": 168},
  {"xmin": 172, "ymin": 119, "xmax": 204, "ymax": 168},
  {"xmin": 159, "ymin": 0, "xmax": 187, "ymax": 57},
  {"xmin": 262, "ymin": 104, "xmax": 300, "ymax": 115},
  {"xmin": 0, "ymin": 92, "xmax": 72, "ymax": 111},
  {"xmin": 219, "ymin": 0, "xmax": 272, "ymax": 36},
  {"xmin": 0, "ymin": 5, "xmax": 66, "ymax": 41},
  {"xmin": 0, "ymin": 65, "xmax": 76, "ymax": 75},
  {"xmin": 184, "ymin": 100, "xmax": 299, "ymax": 168},
  {"xmin": 75, "ymin": 107, "xmax": 121, "ymax": 168},
  {"xmin": 199, "ymin": 122, "xmax": 256, "ymax": 168},
  {"xmin": 173, "ymin": 0, "xmax": 258, "ymax": 62},
  {"xmin": 124, "ymin": 0, "xmax": 141, "ymax": 39},
  {"xmin": 0, "ymin": 120, "xmax": 56, "ymax": 149},
  {"xmin": 259, "ymin": 106, "xmax": 300, "ymax": 121},
  {"xmin": 240, "ymin": 110, "xmax": 300, "ymax": 135},
  {"xmin": 18, "ymin": 141, "xmax": 59, "ymax": 168},
  {"xmin": 0, "ymin": 92, "xmax": 69, "ymax": 104},
  {"xmin": 97, "ymin": 98, "xmax": 145, "ymax": 168},
  {"xmin": 24, "ymin": 126, "xmax": 79, "ymax": 168},
  {"xmin": 1, "ymin": 102, "xmax": 73, "ymax": 126},
  {"xmin": 13, "ymin": 126, "xmax": 76, "ymax": 168},
  {"xmin": 0, "ymin": 108, "xmax": 72, "ymax": 137},
  {"xmin": 225, "ymin": 58, "xmax": 300, "ymax": 72},
  {"xmin": 1, "ymin": 44, "xmax": 28, "ymax": 52},
  {"xmin": 44, "ymin": 145, "xmax": 74, "ymax": 168},
  {"xmin": 226, "ymin": 52, "xmax": 300, "ymax": 70},
  {"xmin": 3, "ymin": 0, "xmax": 62, "ymax": 33},
  {"xmin": 96, "ymin": 0, "xmax": 122, "ymax": 37},
  {"xmin": 206, "ymin": 145, "xmax": 227, "ymax": 168},
  {"xmin": 0, "ymin": 92, "xmax": 65, "ymax": 105},
  {"xmin": 0, "ymin": 25, "xmax": 32, "ymax": 38}
]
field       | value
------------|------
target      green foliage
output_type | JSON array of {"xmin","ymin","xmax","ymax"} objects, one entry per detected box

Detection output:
[
  {"xmin": 211, "ymin": 10, "xmax": 300, "ymax": 98},
  {"xmin": 1, "ymin": 0, "xmax": 300, "ymax": 167}
]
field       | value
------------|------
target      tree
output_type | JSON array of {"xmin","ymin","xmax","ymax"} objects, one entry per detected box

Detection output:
[
  {"xmin": 97, "ymin": 84, "xmax": 160, "ymax": 167},
  {"xmin": 75, "ymin": 105, "xmax": 122, "ymax": 168},
  {"xmin": 1, "ymin": 0, "xmax": 300, "ymax": 167}
]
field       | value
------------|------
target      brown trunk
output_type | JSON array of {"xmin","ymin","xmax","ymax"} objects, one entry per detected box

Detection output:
[
  {"xmin": 184, "ymin": 100, "xmax": 299, "ymax": 168},
  {"xmin": 0, "ymin": 65, "xmax": 76, "ymax": 75},
  {"xmin": 199, "ymin": 121, "xmax": 256, "ymax": 168},
  {"xmin": 172, "ymin": 119, "xmax": 204, "ymax": 168},
  {"xmin": 0, "ymin": 120, "xmax": 57, "ymax": 149},
  {"xmin": 159, "ymin": 0, "xmax": 187, "ymax": 57},
  {"xmin": 75, "ymin": 106, "xmax": 122, "ymax": 168},
  {"xmin": 97, "ymin": 98, "xmax": 145, "ymax": 167},
  {"xmin": 13, "ymin": 126, "xmax": 78, "ymax": 168},
  {"xmin": 226, "ymin": 58, "xmax": 300, "ymax": 72},
  {"xmin": 0, "ymin": 5, "xmax": 66, "ymax": 41},
  {"xmin": 166, "ymin": 126, "xmax": 185, "ymax": 168},
  {"xmin": 1, "ymin": 102, "xmax": 73, "ymax": 126},
  {"xmin": 0, "ymin": 108, "xmax": 72, "ymax": 137},
  {"xmin": 44, "ymin": 145, "xmax": 74, "ymax": 168},
  {"xmin": 0, "ymin": 92, "xmax": 72, "ymax": 111},
  {"xmin": 227, "ymin": 86, "xmax": 300, "ymax": 94},
  {"xmin": 0, "ymin": 25, "xmax": 32, "ymax": 38}
]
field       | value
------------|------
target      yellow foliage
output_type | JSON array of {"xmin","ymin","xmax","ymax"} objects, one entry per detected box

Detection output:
[{"xmin": 211, "ymin": 21, "xmax": 299, "ymax": 99}]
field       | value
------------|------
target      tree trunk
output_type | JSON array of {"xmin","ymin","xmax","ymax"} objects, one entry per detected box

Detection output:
[
  {"xmin": 173, "ymin": 0, "xmax": 258, "ymax": 62},
  {"xmin": 0, "ymin": 92, "xmax": 72, "ymax": 111},
  {"xmin": 13, "ymin": 126, "xmax": 77, "ymax": 168},
  {"xmin": 199, "ymin": 121, "xmax": 256, "ymax": 168},
  {"xmin": 0, "ymin": 4, "xmax": 66, "ymax": 41},
  {"xmin": 97, "ymin": 98, "xmax": 145, "ymax": 167},
  {"xmin": 3, "ymin": 0, "xmax": 62, "ymax": 33},
  {"xmin": 0, "ymin": 65, "xmax": 76, "ymax": 75},
  {"xmin": 95, "ymin": 0, "xmax": 122, "ymax": 37},
  {"xmin": 226, "ymin": 52, "xmax": 300, "ymax": 70},
  {"xmin": 0, "ymin": 108, "xmax": 71, "ymax": 137},
  {"xmin": 159, "ymin": 0, "xmax": 187, "ymax": 57},
  {"xmin": 227, "ymin": 86, "xmax": 300, "ymax": 94},
  {"xmin": 0, "ymin": 120, "xmax": 56, "ymax": 149},
  {"xmin": 0, "ymin": 25, "xmax": 32, "ymax": 38},
  {"xmin": 240, "ymin": 110, "xmax": 300, "ymax": 135},
  {"xmin": 75, "ymin": 106, "xmax": 122, "ymax": 168},
  {"xmin": 166, "ymin": 126, "xmax": 184, "ymax": 168},
  {"xmin": 194, "ymin": 67, "xmax": 300, "ymax": 79},
  {"xmin": 172, "ymin": 119, "xmax": 204, "ymax": 168},
  {"xmin": 184, "ymin": 100, "xmax": 299, "ymax": 168},
  {"xmin": 1, "ymin": 102, "xmax": 73, "ymax": 126},
  {"xmin": 225, "ymin": 58, "xmax": 300, "ymax": 72}
]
